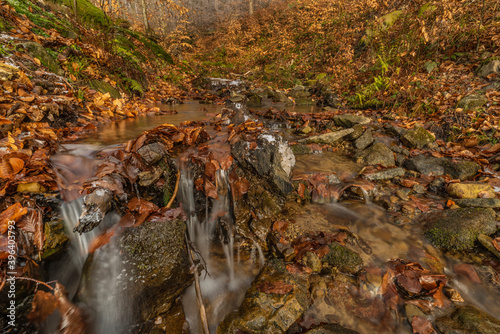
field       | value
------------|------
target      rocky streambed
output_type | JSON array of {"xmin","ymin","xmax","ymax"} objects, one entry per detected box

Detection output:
[{"xmin": 9, "ymin": 79, "xmax": 500, "ymax": 334}]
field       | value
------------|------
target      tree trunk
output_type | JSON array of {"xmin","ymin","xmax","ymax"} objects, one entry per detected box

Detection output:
[
  {"xmin": 140, "ymin": 0, "xmax": 150, "ymax": 34},
  {"xmin": 249, "ymin": 0, "xmax": 254, "ymax": 15}
]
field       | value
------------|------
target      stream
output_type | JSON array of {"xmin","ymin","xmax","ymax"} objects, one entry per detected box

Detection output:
[{"xmin": 42, "ymin": 99, "xmax": 500, "ymax": 333}]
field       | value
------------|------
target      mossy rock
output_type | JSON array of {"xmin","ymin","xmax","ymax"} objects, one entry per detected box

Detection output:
[
  {"xmin": 322, "ymin": 243, "xmax": 363, "ymax": 275},
  {"xmin": 217, "ymin": 259, "xmax": 310, "ymax": 334},
  {"xmin": 42, "ymin": 221, "xmax": 69, "ymax": 259},
  {"xmin": 424, "ymin": 208, "xmax": 496, "ymax": 251},
  {"xmin": 20, "ymin": 42, "xmax": 63, "ymax": 75},
  {"xmin": 400, "ymin": 126, "xmax": 435, "ymax": 149},
  {"xmin": 291, "ymin": 144, "xmax": 313, "ymax": 155},
  {"xmin": 89, "ymin": 80, "xmax": 121, "ymax": 98},
  {"xmin": 435, "ymin": 305, "xmax": 500, "ymax": 334},
  {"xmin": 418, "ymin": 3, "xmax": 437, "ymax": 16},
  {"xmin": 457, "ymin": 94, "xmax": 488, "ymax": 111}
]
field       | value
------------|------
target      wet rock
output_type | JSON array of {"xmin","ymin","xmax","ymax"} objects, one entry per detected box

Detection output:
[
  {"xmin": 354, "ymin": 129, "xmax": 374, "ymax": 150},
  {"xmin": 291, "ymin": 144, "xmax": 313, "ymax": 155},
  {"xmin": 429, "ymin": 177, "xmax": 446, "ymax": 194},
  {"xmin": 447, "ymin": 182, "xmax": 495, "ymax": 199},
  {"xmin": 247, "ymin": 93, "xmax": 263, "ymax": 107},
  {"xmin": 299, "ymin": 251, "xmax": 322, "ymax": 273},
  {"xmin": 435, "ymin": 305, "xmax": 500, "ymax": 334},
  {"xmin": 443, "ymin": 159, "xmax": 481, "ymax": 180},
  {"xmin": 138, "ymin": 167, "xmax": 163, "ymax": 187},
  {"xmin": 42, "ymin": 221, "xmax": 69, "ymax": 259},
  {"xmin": 0, "ymin": 62, "xmax": 19, "ymax": 81},
  {"xmin": 333, "ymin": 114, "xmax": 371, "ymax": 128},
  {"xmin": 424, "ymin": 208, "xmax": 496, "ymax": 251},
  {"xmin": 299, "ymin": 128, "xmax": 354, "ymax": 145},
  {"xmin": 322, "ymin": 243, "xmax": 363, "ymax": 275},
  {"xmin": 412, "ymin": 183, "xmax": 426, "ymax": 194},
  {"xmin": 355, "ymin": 142, "xmax": 395, "ymax": 167},
  {"xmin": 21, "ymin": 41, "xmax": 64, "ymax": 75},
  {"xmin": 75, "ymin": 188, "xmax": 114, "ymax": 233},
  {"xmin": 289, "ymin": 85, "xmax": 311, "ymax": 98},
  {"xmin": 117, "ymin": 219, "xmax": 193, "ymax": 322},
  {"xmin": 385, "ymin": 124, "xmax": 406, "ymax": 137},
  {"xmin": 478, "ymin": 234, "xmax": 500, "ymax": 260},
  {"xmin": 396, "ymin": 189, "xmax": 410, "ymax": 200},
  {"xmin": 454, "ymin": 198, "xmax": 500, "ymax": 208},
  {"xmin": 217, "ymin": 260, "xmax": 310, "ymax": 334},
  {"xmin": 477, "ymin": 60, "xmax": 500, "ymax": 78},
  {"xmin": 390, "ymin": 146, "xmax": 410, "ymax": 156},
  {"xmin": 304, "ymin": 323, "xmax": 359, "ymax": 334},
  {"xmin": 301, "ymin": 126, "xmax": 313, "ymax": 134},
  {"xmin": 271, "ymin": 89, "xmax": 293, "ymax": 104},
  {"xmin": 457, "ymin": 94, "xmax": 488, "ymax": 111},
  {"xmin": 348, "ymin": 124, "xmax": 365, "ymax": 140},
  {"xmin": 363, "ymin": 167, "xmax": 405, "ymax": 181},
  {"xmin": 400, "ymin": 126, "xmax": 435, "ymax": 149},
  {"xmin": 137, "ymin": 143, "xmax": 168, "ymax": 165},
  {"xmin": 232, "ymin": 133, "xmax": 295, "ymax": 194}
]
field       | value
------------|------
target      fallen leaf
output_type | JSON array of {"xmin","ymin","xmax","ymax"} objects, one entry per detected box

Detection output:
[
  {"xmin": 493, "ymin": 237, "xmax": 500, "ymax": 252},
  {"xmin": 204, "ymin": 179, "xmax": 218, "ymax": 199},
  {"xmin": 454, "ymin": 264, "xmax": 481, "ymax": 283},
  {"xmin": 0, "ymin": 203, "xmax": 28, "ymax": 234},
  {"xmin": 28, "ymin": 290, "xmax": 58, "ymax": 323},
  {"xmin": 54, "ymin": 283, "xmax": 87, "ymax": 334},
  {"xmin": 9, "ymin": 158, "xmax": 24, "ymax": 174},
  {"xmin": 411, "ymin": 316, "xmax": 435, "ymax": 334}
]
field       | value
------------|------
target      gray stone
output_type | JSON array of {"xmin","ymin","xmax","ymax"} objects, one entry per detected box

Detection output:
[
  {"xmin": 348, "ymin": 124, "xmax": 365, "ymax": 140},
  {"xmin": 457, "ymin": 94, "xmax": 488, "ymax": 111},
  {"xmin": 364, "ymin": 167, "xmax": 405, "ymax": 181},
  {"xmin": 444, "ymin": 159, "xmax": 481, "ymax": 180},
  {"xmin": 137, "ymin": 142, "xmax": 168, "ymax": 165},
  {"xmin": 454, "ymin": 198, "xmax": 500, "ymax": 208},
  {"xmin": 354, "ymin": 129, "xmax": 374, "ymax": 150},
  {"xmin": 404, "ymin": 155, "xmax": 443, "ymax": 175},
  {"xmin": 401, "ymin": 126, "xmax": 435, "ymax": 149},
  {"xmin": 477, "ymin": 60, "xmax": 500, "ymax": 78},
  {"xmin": 355, "ymin": 142, "xmax": 395, "ymax": 167},
  {"xmin": 424, "ymin": 208, "xmax": 497, "ymax": 251},
  {"xmin": 299, "ymin": 251, "xmax": 322, "ymax": 273},
  {"xmin": 217, "ymin": 260, "xmax": 310, "ymax": 334},
  {"xmin": 435, "ymin": 305, "xmax": 500, "ymax": 334},
  {"xmin": 333, "ymin": 114, "xmax": 371, "ymax": 128},
  {"xmin": 390, "ymin": 146, "xmax": 410, "ymax": 156},
  {"xmin": 429, "ymin": 177, "xmax": 446, "ymax": 194},
  {"xmin": 232, "ymin": 133, "xmax": 296, "ymax": 194},
  {"xmin": 247, "ymin": 94, "xmax": 263, "ymax": 107},
  {"xmin": 42, "ymin": 221, "xmax": 69, "ymax": 259},
  {"xmin": 289, "ymin": 85, "xmax": 311, "ymax": 98},
  {"xmin": 299, "ymin": 128, "xmax": 354, "ymax": 145}
]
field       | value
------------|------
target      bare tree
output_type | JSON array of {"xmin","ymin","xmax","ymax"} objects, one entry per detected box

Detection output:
[{"xmin": 140, "ymin": 0, "xmax": 151, "ymax": 34}]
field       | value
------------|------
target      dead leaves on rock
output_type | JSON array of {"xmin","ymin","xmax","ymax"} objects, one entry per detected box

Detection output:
[{"xmin": 256, "ymin": 281, "xmax": 294, "ymax": 294}]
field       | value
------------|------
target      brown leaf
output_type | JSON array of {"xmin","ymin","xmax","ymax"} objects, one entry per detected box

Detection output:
[
  {"xmin": 28, "ymin": 290, "xmax": 58, "ymax": 323},
  {"xmin": 411, "ymin": 316, "xmax": 435, "ymax": 334},
  {"xmin": 313, "ymin": 244, "xmax": 330, "ymax": 257},
  {"xmin": 256, "ymin": 281, "xmax": 294, "ymax": 294},
  {"xmin": 204, "ymin": 179, "xmax": 218, "ymax": 199},
  {"xmin": 272, "ymin": 220, "xmax": 289, "ymax": 233},
  {"xmin": 297, "ymin": 183, "xmax": 306, "ymax": 198},
  {"xmin": 204, "ymin": 160, "xmax": 218, "ymax": 178},
  {"xmin": 54, "ymin": 283, "xmax": 87, "ymax": 334},
  {"xmin": 17, "ymin": 209, "xmax": 44, "ymax": 251},
  {"xmin": 220, "ymin": 155, "xmax": 233, "ymax": 171},
  {"xmin": 9, "ymin": 158, "xmax": 24, "ymax": 174},
  {"xmin": 400, "ymin": 179, "xmax": 419, "ymax": 188},
  {"xmin": 234, "ymin": 178, "xmax": 250, "ymax": 197},
  {"xmin": 0, "ymin": 203, "xmax": 28, "ymax": 234},
  {"xmin": 127, "ymin": 197, "xmax": 159, "ymax": 215},
  {"xmin": 454, "ymin": 264, "xmax": 481, "ymax": 283},
  {"xmin": 396, "ymin": 275, "xmax": 422, "ymax": 296},
  {"xmin": 493, "ymin": 237, "xmax": 500, "ymax": 252}
]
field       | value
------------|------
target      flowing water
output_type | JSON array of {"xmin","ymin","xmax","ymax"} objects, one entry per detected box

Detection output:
[{"xmin": 43, "ymin": 100, "xmax": 500, "ymax": 333}]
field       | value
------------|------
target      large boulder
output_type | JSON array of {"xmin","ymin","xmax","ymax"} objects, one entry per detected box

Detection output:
[
  {"xmin": 217, "ymin": 260, "xmax": 310, "ymax": 334},
  {"xmin": 333, "ymin": 114, "xmax": 370, "ymax": 128},
  {"xmin": 435, "ymin": 305, "xmax": 500, "ymax": 334},
  {"xmin": 423, "ymin": 208, "xmax": 497, "ymax": 251},
  {"xmin": 116, "ymin": 219, "xmax": 193, "ymax": 322},
  {"xmin": 447, "ymin": 182, "xmax": 495, "ymax": 199},
  {"xmin": 457, "ymin": 94, "xmax": 488, "ymax": 111},
  {"xmin": 404, "ymin": 156, "xmax": 480, "ymax": 180},
  {"xmin": 232, "ymin": 133, "xmax": 296, "ymax": 194}
]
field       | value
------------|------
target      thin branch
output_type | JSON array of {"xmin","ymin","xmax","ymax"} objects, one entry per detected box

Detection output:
[{"xmin": 166, "ymin": 172, "xmax": 180, "ymax": 208}]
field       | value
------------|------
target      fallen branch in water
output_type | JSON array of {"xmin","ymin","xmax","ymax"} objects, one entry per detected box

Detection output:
[
  {"xmin": 185, "ymin": 233, "xmax": 210, "ymax": 334},
  {"xmin": 166, "ymin": 172, "xmax": 180, "ymax": 208}
]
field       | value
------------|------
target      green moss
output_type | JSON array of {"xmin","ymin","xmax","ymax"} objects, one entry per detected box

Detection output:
[
  {"xmin": 52, "ymin": 0, "xmax": 109, "ymax": 28},
  {"xmin": 323, "ymin": 243, "xmax": 363, "ymax": 275}
]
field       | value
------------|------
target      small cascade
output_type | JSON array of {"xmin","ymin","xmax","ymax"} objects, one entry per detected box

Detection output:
[{"xmin": 179, "ymin": 161, "xmax": 262, "ymax": 333}]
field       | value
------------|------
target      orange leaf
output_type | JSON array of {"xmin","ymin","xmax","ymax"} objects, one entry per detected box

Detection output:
[
  {"xmin": 9, "ymin": 158, "xmax": 24, "ymax": 174},
  {"xmin": 0, "ymin": 203, "xmax": 28, "ymax": 234},
  {"xmin": 28, "ymin": 291, "xmax": 58, "ymax": 323},
  {"xmin": 204, "ymin": 179, "xmax": 218, "ymax": 199}
]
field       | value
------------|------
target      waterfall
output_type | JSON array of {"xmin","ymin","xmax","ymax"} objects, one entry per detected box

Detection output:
[{"xmin": 179, "ymin": 162, "xmax": 261, "ymax": 333}]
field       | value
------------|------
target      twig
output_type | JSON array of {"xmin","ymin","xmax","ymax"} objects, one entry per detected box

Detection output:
[
  {"xmin": 184, "ymin": 233, "xmax": 210, "ymax": 334},
  {"xmin": 14, "ymin": 277, "xmax": 54, "ymax": 290},
  {"xmin": 166, "ymin": 172, "xmax": 180, "ymax": 208}
]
